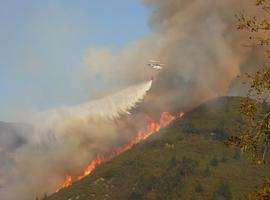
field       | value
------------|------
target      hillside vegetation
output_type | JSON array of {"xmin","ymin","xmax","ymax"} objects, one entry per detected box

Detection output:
[{"xmin": 46, "ymin": 97, "xmax": 270, "ymax": 200}]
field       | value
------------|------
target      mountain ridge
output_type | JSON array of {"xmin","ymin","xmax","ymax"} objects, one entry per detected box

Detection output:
[{"xmin": 45, "ymin": 96, "xmax": 270, "ymax": 200}]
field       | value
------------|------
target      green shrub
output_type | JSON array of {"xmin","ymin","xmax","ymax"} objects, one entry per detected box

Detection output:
[
  {"xmin": 169, "ymin": 156, "xmax": 178, "ymax": 168},
  {"xmin": 179, "ymin": 156, "xmax": 199, "ymax": 176},
  {"xmin": 216, "ymin": 179, "xmax": 232, "ymax": 200},
  {"xmin": 195, "ymin": 182, "xmax": 203, "ymax": 193},
  {"xmin": 233, "ymin": 150, "xmax": 241, "ymax": 160},
  {"xmin": 104, "ymin": 168, "xmax": 122, "ymax": 179},
  {"xmin": 128, "ymin": 192, "xmax": 143, "ymax": 200},
  {"xmin": 214, "ymin": 128, "xmax": 228, "ymax": 140},
  {"xmin": 208, "ymin": 192, "xmax": 218, "ymax": 200},
  {"xmin": 210, "ymin": 156, "xmax": 219, "ymax": 166},
  {"xmin": 221, "ymin": 154, "xmax": 227, "ymax": 163},
  {"xmin": 183, "ymin": 120, "xmax": 199, "ymax": 134},
  {"xmin": 203, "ymin": 166, "xmax": 211, "ymax": 177},
  {"xmin": 213, "ymin": 122, "xmax": 228, "ymax": 140}
]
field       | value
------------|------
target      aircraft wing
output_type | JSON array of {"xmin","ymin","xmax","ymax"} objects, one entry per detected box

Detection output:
[{"xmin": 149, "ymin": 59, "xmax": 161, "ymax": 63}]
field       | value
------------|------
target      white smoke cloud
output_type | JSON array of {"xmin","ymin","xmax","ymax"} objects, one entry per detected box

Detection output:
[
  {"xmin": 0, "ymin": 80, "xmax": 152, "ymax": 200},
  {"xmin": 32, "ymin": 80, "xmax": 152, "ymax": 143}
]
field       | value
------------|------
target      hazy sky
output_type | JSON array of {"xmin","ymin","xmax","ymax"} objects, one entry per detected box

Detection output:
[{"xmin": 0, "ymin": 0, "xmax": 149, "ymax": 121}]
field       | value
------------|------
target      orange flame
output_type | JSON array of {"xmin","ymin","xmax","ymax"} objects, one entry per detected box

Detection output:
[
  {"xmin": 55, "ymin": 176, "xmax": 72, "ymax": 192},
  {"xmin": 55, "ymin": 111, "xmax": 184, "ymax": 192},
  {"xmin": 179, "ymin": 112, "xmax": 185, "ymax": 118}
]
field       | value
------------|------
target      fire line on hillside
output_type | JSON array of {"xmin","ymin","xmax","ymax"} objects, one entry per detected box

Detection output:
[{"xmin": 55, "ymin": 111, "xmax": 185, "ymax": 193}]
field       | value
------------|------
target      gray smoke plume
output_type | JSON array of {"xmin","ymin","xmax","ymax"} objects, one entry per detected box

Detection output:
[
  {"xmin": 84, "ymin": 0, "xmax": 261, "ymax": 115},
  {"xmin": 0, "ymin": 0, "xmax": 265, "ymax": 199}
]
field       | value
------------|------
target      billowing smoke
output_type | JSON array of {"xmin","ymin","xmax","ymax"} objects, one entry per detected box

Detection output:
[
  {"xmin": 0, "ymin": 0, "xmax": 264, "ymax": 199},
  {"xmin": 84, "ymin": 0, "xmax": 259, "ymax": 114},
  {"xmin": 0, "ymin": 81, "xmax": 152, "ymax": 200}
]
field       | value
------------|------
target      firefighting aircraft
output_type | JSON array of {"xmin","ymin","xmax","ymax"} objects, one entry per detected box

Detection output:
[{"xmin": 148, "ymin": 60, "xmax": 164, "ymax": 70}]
